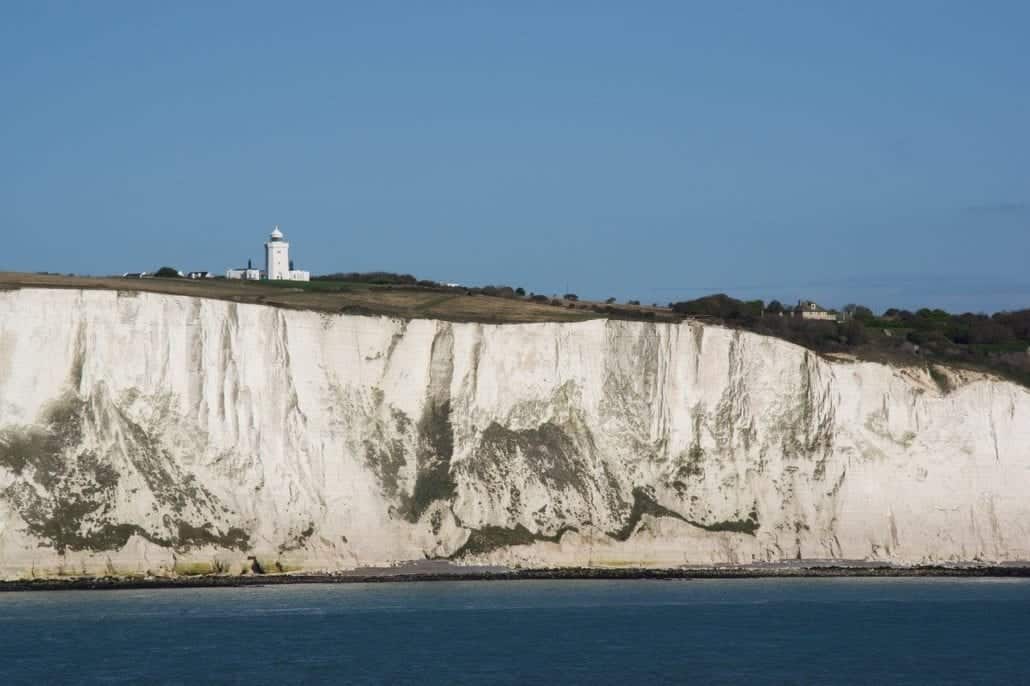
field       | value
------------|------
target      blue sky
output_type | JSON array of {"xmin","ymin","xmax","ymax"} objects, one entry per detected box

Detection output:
[{"xmin": 2, "ymin": 1, "xmax": 1028, "ymax": 312}]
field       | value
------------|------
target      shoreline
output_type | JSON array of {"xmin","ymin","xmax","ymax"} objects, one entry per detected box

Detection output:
[{"xmin": 4, "ymin": 565, "xmax": 1030, "ymax": 592}]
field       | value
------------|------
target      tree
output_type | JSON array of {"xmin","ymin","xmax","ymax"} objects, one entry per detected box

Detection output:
[
  {"xmin": 841, "ymin": 320, "xmax": 868, "ymax": 346},
  {"xmin": 994, "ymin": 309, "xmax": 1030, "ymax": 339},
  {"xmin": 766, "ymin": 300, "xmax": 784, "ymax": 315},
  {"xmin": 515, "ymin": 287, "xmax": 526, "ymax": 297},
  {"xmin": 154, "ymin": 266, "xmax": 181, "ymax": 278},
  {"xmin": 670, "ymin": 294, "xmax": 762, "ymax": 322},
  {"xmin": 967, "ymin": 317, "xmax": 1013, "ymax": 345},
  {"xmin": 605, "ymin": 297, "xmax": 616, "ymax": 304},
  {"xmin": 843, "ymin": 303, "xmax": 874, "ymax": 321},
  {"xmin": 315, "ymin": 272, "xmax": 417, "ymax": 285},
  {"xmin": 563, "ymin": 293, "xmax": 579, "ymax": 301}
]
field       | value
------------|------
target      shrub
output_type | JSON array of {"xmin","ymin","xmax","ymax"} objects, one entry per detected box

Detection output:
[
  {"xmin": 843, "ymin": 304, "xmax": 874, "ymax": 321},
  {"xmin": 154, "ymin": 267, "xmax": 181, "ymax": 278},
  {"xmin": 670, "ymin": 294, "xmax": 762, "ymax": 322},
  {"xmin": 315, "ymin": 272, "xmax": 418, "ymax": 285},
  {"xmin": 479, "ymin": 285, "xmax": 515, "ymax": 298},
  {"xmin": 841, "ymin": 320, "xmax": 868, "ymax": 345}
]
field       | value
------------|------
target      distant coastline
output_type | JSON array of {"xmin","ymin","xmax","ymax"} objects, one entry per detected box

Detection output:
[{"xmin": 5, "ymin": 565, "xmax": 1030, "ymax": 592}]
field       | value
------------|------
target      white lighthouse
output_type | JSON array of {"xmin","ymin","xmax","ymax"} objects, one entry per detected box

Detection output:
[
  {"xmin": 263, "ymin": 226, "xmax": 310, "ymax": 281},
  {"xmin": 265, "ymin": 225, "xmax": 290, "ymax": 279},
  {"xmin": 226, "ymin": 226, "xmax": 310, "ymax": 281}
]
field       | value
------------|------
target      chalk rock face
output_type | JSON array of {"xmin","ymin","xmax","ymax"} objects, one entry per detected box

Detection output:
[{"xmin": 0, "ymin": 288, "xmax": 1028, "ymax": 578}]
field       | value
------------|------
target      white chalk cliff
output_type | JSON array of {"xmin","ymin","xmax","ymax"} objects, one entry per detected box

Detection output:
[{"xmin": 0, "ymin": 288, "xmax": 1028, "ymax": 579}]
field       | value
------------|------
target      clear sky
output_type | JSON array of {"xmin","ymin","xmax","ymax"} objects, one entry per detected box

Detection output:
[{"xmin": 3, "ymin": 1, "xmax": 1028, "ymax": 313}]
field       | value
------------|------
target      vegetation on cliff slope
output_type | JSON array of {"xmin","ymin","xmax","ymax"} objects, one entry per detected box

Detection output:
[{"xmin": 669, "ymin": 294, "xmax": 1030, "ymax": 388}]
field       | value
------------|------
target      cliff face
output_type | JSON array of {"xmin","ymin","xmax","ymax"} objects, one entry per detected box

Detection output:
[{"xmin": 1, "ymin": 288, "xmax": 1028, "ymax": 578}]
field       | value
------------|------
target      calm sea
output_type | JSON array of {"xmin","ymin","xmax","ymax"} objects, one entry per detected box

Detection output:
[{"xmin": 1, "ymin": 578, "xmax": 1028, "ymax": 684}]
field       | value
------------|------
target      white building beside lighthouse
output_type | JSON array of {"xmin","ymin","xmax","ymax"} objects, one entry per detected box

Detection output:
[{"xmin": 226, "ymin": 226, "xmax": 310, "ymax": 281}]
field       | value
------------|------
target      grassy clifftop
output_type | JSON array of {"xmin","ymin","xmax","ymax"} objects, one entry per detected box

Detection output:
[{"xmin": 0, "ymin": 272, "xmax": 674, "ymax": 325}]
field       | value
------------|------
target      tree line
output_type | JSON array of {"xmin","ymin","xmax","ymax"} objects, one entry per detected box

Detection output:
[{"xmin": 667, "ymin": 294, "xmax": 1030, "ymax": 388}]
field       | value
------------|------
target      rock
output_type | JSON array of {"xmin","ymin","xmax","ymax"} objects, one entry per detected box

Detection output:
[{"xmin": 0, "ymin": 287, "xmax": 1028, "ymax": 579}]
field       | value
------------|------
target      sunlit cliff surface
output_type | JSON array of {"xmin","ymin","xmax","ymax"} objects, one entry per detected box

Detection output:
[{"xmin": 1, "ymin": 288, "xmax": 1028, "ymax": 578}]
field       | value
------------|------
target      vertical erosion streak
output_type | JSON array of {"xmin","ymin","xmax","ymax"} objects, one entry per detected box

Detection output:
[
  {"xmin": 691, "ymin": 322, "xmax": 705, "ymax": 382},
  {"xmin": 219, "ymin": 304, "xmax": 240, "ymax": 441},
  {"xmin": 468, "ymin": 325, "xmax": 483, "ymax": 402},
  {"xmin": 69, "ymin": 319, "xmax": 87, "ymax": 393},
  {"xmin": 987, "ymin": 386, "xmax": 1001, "ymax": 463},
  {"xmin": 274, "ymin": 310, "xmax": 315, "ymax": 501},
  {"xmin": 653, "ymin": 323, "xmax": 675, "ymax": 456},
  {"xmin": 404, "ymin": 323, "xmax": 456, "ymax": 522},
  {"xmin": 186, "ymin": 299, "xmax": 206, "ymax": 433}
]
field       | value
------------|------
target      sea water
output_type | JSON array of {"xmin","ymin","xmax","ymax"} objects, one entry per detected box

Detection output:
[{"xmin": 2, "ymin": 578, "xmax": 1028, "ymax": 684}]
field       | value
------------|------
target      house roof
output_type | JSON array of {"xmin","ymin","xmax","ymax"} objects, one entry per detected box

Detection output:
[{"xmin": 797, "ymin": 300, "xmax": 829, "ymax": 312}]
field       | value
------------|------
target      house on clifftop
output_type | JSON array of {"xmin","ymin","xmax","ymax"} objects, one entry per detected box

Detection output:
[{"xmin": 794, "ymin": 300, "xmax": 840, "ymax": 321}]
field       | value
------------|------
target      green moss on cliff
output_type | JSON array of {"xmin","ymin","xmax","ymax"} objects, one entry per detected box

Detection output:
[
  {"xmin": 611, "ymin": 488, "xmax": 760, "ymax": 540},
  {"xmin": 610, "ymin": 487, "xmax": 688, "ymax": 541},
  {"xmin": 451, "ymin": 523, "xmax": 577, "ymax": 558},
  {"xmin": 0, "ymin": 391, "xmax": 249, "ymax": 554},
  {"xmin": 478, "ymin": 421, "xmax": 583, "ymax": 490},
  {"xmin": 403, "ymin": 400, "xmax": 456, "ymax": 522},
  {"xmin": 176, "ymin": 522, "xmax": 250, "ymax": 551}
]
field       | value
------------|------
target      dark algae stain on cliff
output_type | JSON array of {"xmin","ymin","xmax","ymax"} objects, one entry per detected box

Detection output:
[
  {"xmin": 779, "ymin": 352, "xmax": 835, "ymax": 464},
  {"xmin": 0, "ymin": 391, "xmax": 251, "ymax": 553},
  {"xmin": 610, "ymin": 488, "xmax": 690, "ymax": 541},
  {"xmin": 449, "ymin": 487, "xmax": 760, "ymax": 558},
  {"xmin": 477, "ymin": 421, "xmax": 584, "ymax": 491},
  {"xmin": 363, "ymin": 435, "xmax": 406, "ymax": 497},
  {"xmin": 0, "ymin": 393, "xmax": 129, "ymax": 553},
  {"xmin": 0, "ymin": 393, "xmax": 86, "ymax": 488},
  {"xmin": 113, "ymin": 405, "xmax": 251, "ymax": 551},
  {"xmin": 362, "ymin": 398, "xmax": 411, "ymax": 499},
  {"xmin": 113, "ymin": 405, "xmax": 226, "ymax": 518},
  {"xmin": 610, "ymin": 488, "xmax": 759, "ymax": 541},
  {"xmin": 698, "ymin": 513, "xmax": 760, "ymax": 535},
  {"xmin": 451, "ymin": 523, "xmax": 577, "ymax": 558},
  {"xmin": 403, "ymin": 324, "xmax": 458, "ymax": 522},
  {"xmin": 176, "ymin": 522, "xmax": 250, "ymax": 551},
  {"xmin": 404, "ymin": 399, "xmax": 456, "ymax": 521},
  {"xmin": 278, "ymin": 522, "xmax": 316, "ymax": 553}
]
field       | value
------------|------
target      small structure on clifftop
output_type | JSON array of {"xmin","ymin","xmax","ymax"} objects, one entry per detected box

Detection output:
[
  {"xmin": 226, "ymin": 258, "xmax": 261, "ymax": 281},
  {"xmin": 794, "ymin": 300, "xmax": 839, "ymax": 321}
]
